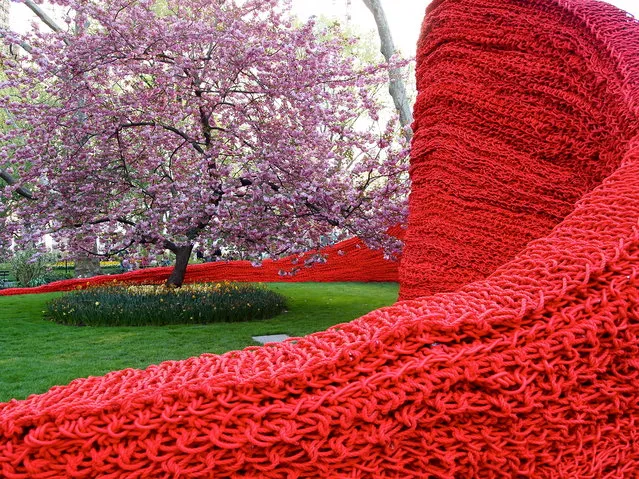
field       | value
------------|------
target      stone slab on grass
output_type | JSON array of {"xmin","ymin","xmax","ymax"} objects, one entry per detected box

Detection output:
[{"xmin": 252, "ymin": 334, "xmax": 290, "ymax": 345}]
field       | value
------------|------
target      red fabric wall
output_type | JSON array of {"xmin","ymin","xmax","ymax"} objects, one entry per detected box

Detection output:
[
  {"xmin": 398, "ymin": 0, "xmax": 633, "ymax": 300},
  {"xmin": 0, "ymin": 235, "xmax": 400, "ymax": 296},
  {"xmin": 2, "ymin": 1, "xmax": 639, "ymax": 478}
]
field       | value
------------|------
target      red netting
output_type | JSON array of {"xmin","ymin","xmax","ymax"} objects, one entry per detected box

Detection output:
[
  {"xmin": 0, "ymin": 234, "xmax": 400, "ymax": 297},
  {"xmin": 2, "ymin": 0, "xmax": 639, "ymax": 477},
  {"xmin": 399, "ymin": 0, "xmax": 639, "ymax": 300}
]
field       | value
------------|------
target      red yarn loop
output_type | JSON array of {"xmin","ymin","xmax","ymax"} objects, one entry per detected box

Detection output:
[
  {"xmin": 2, "ymin": 0, "xmax": 639, "ymax": 477},
  {"xmin": 0, "ymin": 234, "xmax": 399, "ymax": 297}
]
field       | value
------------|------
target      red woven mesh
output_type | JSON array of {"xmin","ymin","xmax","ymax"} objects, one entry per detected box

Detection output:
[
  {"xmin": 398, "ymin": 0, "xmax": 637, "ymax": 300},
  {"xmin": 2, "ymin": 0, "xmax": 639, "ymax": 477},
  {"xmin": 0, "ymin": 234, "xmax": 400, "ymax": 297}
]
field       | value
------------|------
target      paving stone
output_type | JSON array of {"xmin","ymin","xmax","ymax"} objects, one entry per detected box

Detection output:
[{"xmin": 251, "ymin": 334, "xmax": 290, "ymax": 344}]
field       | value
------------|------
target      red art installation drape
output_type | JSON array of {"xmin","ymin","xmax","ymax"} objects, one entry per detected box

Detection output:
[
  {"xmin": 2, "ymin": 0, "xmax": 639, "ymax": 477},
  {"xmin": 0, "ymin": 233, "xmax": 401, "ymax": 297}
]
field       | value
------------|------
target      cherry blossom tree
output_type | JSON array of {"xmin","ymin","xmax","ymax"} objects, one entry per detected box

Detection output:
[{"xmin": 0, "ymin": 0, "xmax": 409, "ymax": 286}]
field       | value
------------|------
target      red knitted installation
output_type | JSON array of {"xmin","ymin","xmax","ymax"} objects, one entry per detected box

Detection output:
[
  {"xmin": 0, "ymin": 235, "xmax": 400, "ymax": 297},
  {"xmin": 2, "ymin": 0, "xmax": 639, "ymax": 477},
  {"xmin": 399, "ymin": 0, "xmax": 636, "ymax": 300}
]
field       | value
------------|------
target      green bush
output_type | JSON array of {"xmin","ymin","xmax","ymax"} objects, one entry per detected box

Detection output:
[
  {"xmin": 100, "ymin": 265, "xmax": 124, "ymax": 275},
  {"xmin": 48, "ymin": 265, "xmax": 123, "ymax": 279},
  {"xmin": 9, "ymin": 250, "xmax": 57, "ymax": 287},
  {"xmin": 46, "ymin": 282, "xmax": 287, "ymax": 327},
  {"xmin": 38, "ymin": 269, "xmax": 73, "ymax": 283}
]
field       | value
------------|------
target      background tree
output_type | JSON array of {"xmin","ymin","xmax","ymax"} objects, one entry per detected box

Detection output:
[
  {"xmin": 0, "ymin": 0, "xmax": 409, "ymax": 286},
  {"xmin": 362, "ymin": 0, "xmax": 413, "ymax": 140}
]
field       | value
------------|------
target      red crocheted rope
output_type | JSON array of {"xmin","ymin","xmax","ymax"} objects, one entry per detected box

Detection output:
[
  {"xmin": 0, "ymin": 234, "xmax": 400, "ymax": 296},
  {"xmin": 399, "ymin": 0, "xmax": 639, "ymax": 300},
  {"xmin": 1, "ymin": 0, "xmax": 639, "ymax": 477}
]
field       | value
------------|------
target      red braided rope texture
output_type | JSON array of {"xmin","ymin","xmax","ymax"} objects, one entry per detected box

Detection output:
[
  {"xmin": 2, "ymin": 0, "xmax": 639, "ymax": 477},
  {"xmin": 399, "ymin": 0, "xmax": 639, "ymax": 300},
  {"xmin": 0, "ymin": 234, "xmax": 400, "ymax": 296}
]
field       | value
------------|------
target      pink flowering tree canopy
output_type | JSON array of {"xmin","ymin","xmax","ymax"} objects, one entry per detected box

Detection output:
[{"xmin": 0, "ymin": 0, "xmax": 409, "ymax": 286}]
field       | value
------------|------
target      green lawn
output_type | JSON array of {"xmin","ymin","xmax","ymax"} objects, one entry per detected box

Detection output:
[{"xmin": 0, "ymin": 282, "xmax": 398, "ymax": 402}]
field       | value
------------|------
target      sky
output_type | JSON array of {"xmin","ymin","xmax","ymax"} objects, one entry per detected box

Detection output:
[
  {"xmin": 289, "ymin": 0, "xmax": 639, "ymax": 57},
  {"xmin": 605, "ymin": 0, "xmax": 639, "ymax": 15},
  {"xmin": 9, "ymin": 0, "xmax": 639, "ymax": 57},
  {"xmin": 290, "ymin": 0, "xmax": 428, "ymax": 56}
]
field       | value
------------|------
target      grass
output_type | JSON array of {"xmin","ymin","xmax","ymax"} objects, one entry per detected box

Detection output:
[{"xmin": 0, "ymin": 282, "xmax": 398, "ymax": 402}]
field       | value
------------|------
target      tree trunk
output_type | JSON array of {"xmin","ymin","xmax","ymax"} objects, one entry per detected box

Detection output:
[
  {"xmin": 74, "ymin": 255, "xmax": 101, "ymax": 278},
  {"xmin": 166, "ymin": 244, "xmax": 193, "ymax": 287},
  {"xmin": 73, "ymin": 238, "xmax": 101, "ymax": 278},
  {"xmin": 362, "ymin": 0, "xmax": 414, "ymax": 141}
]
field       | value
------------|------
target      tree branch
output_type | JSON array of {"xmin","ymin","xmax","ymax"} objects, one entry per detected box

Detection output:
[
  {"xmin": 55, "ymin": 216, "xmax": 137, "ymax": 230},
  {"xmin": 0, "ymin": 2, "xmax": 68, "ymax": 198},
  {"xmin": 77, "ymin": 238, "xmax": 135, "ymax": 257},
  {"xmin": 0, "ymin": 33, "xmax": 33, "ymax": 54},
  {"xmin": 23, "ymin": 0, "xmax": 64, "ymax": 33},
  {"xmin": 0, "ymin": 169, "xmax": 33, "ymax": 199},
  {"xmin": 119, "ymin": 121, "xmax": 207, "ymax": 155},
  {"xmin": 362, "ymin": 0, "xmax": 413, "ymax": 141}
]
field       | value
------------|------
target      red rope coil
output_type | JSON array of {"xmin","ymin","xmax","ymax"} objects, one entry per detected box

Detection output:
[{"xmin": 2, "ymin": 0, "xmax": 639, "ymax": 477}]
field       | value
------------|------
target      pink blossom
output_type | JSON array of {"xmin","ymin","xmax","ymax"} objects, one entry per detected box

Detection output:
[{"xmin": 0, "ymin": 0, "xmax": 409, "ymax": 277}]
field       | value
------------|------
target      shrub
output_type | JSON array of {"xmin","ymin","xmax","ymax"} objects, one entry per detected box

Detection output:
[
  {"xmin": 46, "ymin": 282, "xmax": 287, "ymax": 327},
  {"xmin": 49, "ymin": 263, "xmax": 124, "ymax": 278},
  {"xmin": 9, "ymin": 250, "xmax": 57, "ymax": 287},
  {"xmin": 100, "ymin": 265, "xmax": 124, "ymax": 275},
  {"xmin": 44, "ymin": 270, "xmax": 75, "ymax": 283}
]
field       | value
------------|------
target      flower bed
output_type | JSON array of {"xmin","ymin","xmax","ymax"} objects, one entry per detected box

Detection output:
[{"xmin": 46, "ymin": 282, "xmax": 287, "ymax": 327}]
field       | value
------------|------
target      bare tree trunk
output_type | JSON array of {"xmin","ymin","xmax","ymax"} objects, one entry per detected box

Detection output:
[
  {"xmin": 23, "ymin": 0, "xmax": 63, "ymax": 33},
  {"xmin": 362, "ymin": 0, "xmax": 414, "ymax": 141},
  {"xmin": 74, "ymin": 255, "xmax": 101, "ymax": 278},
  {"xmin": 166, "ymin": 244, "xmax": 193, "ymax": 287}
]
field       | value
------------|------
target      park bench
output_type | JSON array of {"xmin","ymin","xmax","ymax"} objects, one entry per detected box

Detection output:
[{"xmin": 0, "ymin": 270, "xmax": 9, "ymax": 289}]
